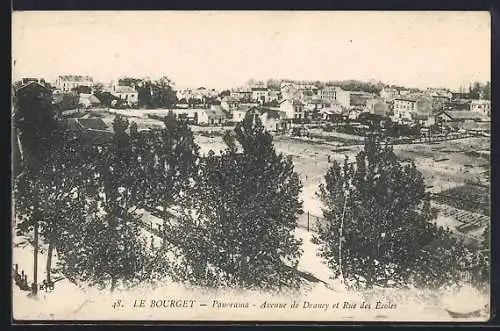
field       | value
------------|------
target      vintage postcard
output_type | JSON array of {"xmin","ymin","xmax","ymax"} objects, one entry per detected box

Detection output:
[{"xmin": 11, "ymin": 11, "xmax": 491, "ymax": 322}]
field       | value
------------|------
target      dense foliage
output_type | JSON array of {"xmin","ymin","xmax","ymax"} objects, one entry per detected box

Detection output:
[
  {"xmin": 313, "ymin": 135, "xmax": 473, "ymax": 289},
  {"xmin": 170, "ymin": 115, "xmax": 304, "ymax": 290}
]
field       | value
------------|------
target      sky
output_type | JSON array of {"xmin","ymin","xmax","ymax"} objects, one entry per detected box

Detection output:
[{"xmin": 12, "ymin": 11, "xmax": 490, "ymax": 90}]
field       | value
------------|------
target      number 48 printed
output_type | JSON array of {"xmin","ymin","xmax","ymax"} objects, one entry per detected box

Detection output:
[{"xmin": 112, "ymin": 299, "xmax": 124, "ymax": 309}]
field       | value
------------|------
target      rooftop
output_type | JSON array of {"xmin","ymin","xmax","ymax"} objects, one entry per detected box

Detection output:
[
  {"xmin": 222, "ymin": 96, "xmax": 239, "ymax": 103},
  {"xmin": 58, "ymin": 75, "xmax": 93, "ymax": 82},
  {"xmin": 78, "ymin": 118, "xmax": 109, "ymax": 130},
  {"xmin": 205, "ymin": 109, "xmax": 226, "ymax": 118},
  {"xmin": 114, "ymin": 86, "xmax": 137, "ymax": 94},
  {"xmin": 440, "ymin": 111, "xmax": 489, "ymax": 121}
]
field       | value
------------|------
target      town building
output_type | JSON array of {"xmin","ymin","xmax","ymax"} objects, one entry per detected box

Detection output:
[
  {"xmin": 399, "ymin": 89, "xmax": 412, "ymax": 96},
  {"xmin": 320, "ymin": 103, "xmax": 347, "ymax": 122},
  {"xmin": 231, "ymin": 107, "xmax": 249, "ymax": 123},
  {"xmin": 246, "ymin": 106, "xmax": 287, "ymax": 132},
  {"xmin": 279, "ymin": 99, "xmax": 305, "ymax": 120},
  {"xmin": 111, "ymin": 85, "xmax": 139, "ymax": 106},
  {"xmin": 251, "ymin": 86, "xmax": 269, "ymax": 103},
  {"xmin": 281, "ymin": 84, "xmax": 302, "ymax": 100},
  {"xmin": 426, "ymin": 88, "xmax": 452, "ymax": 101},
  {"xmin": 221, "ymin": 96, "xmax": 240, "ymax": 111},
  {"xmin": 443, "ymin": 100, "xmax": 471, "ymax": 111},
  {"xmin": 319, "ymin": 86, "xmax": 351, "ymax": 108},
  {"xmin": 349, "ymin": 91, "xmax": 374, "ymax": 108},
  {"xmin": 411, "ymin": 113, "xmax": 436, "ymax": 127},
  {"xmin": 304, "ymin": 98, "xmax": 331, "ymax": 112},
  {"xmin": 20, "ymin": 78, "xmax": 48, "ymax": 86},
  {"xmin": 296, "ymin": 83, "xmax": 319, "ymax": 97},
  {"xmin": 392, "ymin": 96, "xmax": 432, "ymax": 123},
  {"xmin": 205, "ymin": 107, "xmax": 227, "ymax": 125},
  {"xmin": 55, "ymin": 75, "xmax": 94, "ymax": 92},
  {"xmin": 435, "ymin": 110, "xmax": 489, "ymax": 130},
  {"xmin": 379, "ymin": 87, "xmax": 400, "ymax": 101},
  {"xmin": 365, "ymin": 98, "xmax": 389, "ymax": 117},
  {"xmin": 171, "ymin": 107, "xmax": 227, "ymax": 125},
  {"xmin": 176, "ymin": 89, "xmax": 193, "ymax": 102},
  {"xmin": 230, "ymin": 88, "xmax": 252, "ymax": 102},
  {"xmin": 470, "ymin": 100, "xmax": 491, "ymax": 116},
  {"xmin": 267, "ymin": 91, "xmax": 281, "ymax": 103},
  {"xmin": 451, "ymin": 92, "xmax": 471, "ymax": 101}
]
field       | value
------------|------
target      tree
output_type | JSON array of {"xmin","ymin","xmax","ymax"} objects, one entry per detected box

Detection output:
[
  {"xmin": 469, "ymin": 82, "xmax": 482, "ymax": 99},
  {"xmin": 55, "ymin": 192, "xmax": 152, "ymax": 291},
  {"xmin": 13, "ymin": 83, "xmax": 59, "ymax": 171},
  {"xmin": 171, "ymin": 114, "xmax": 303, "ymax": 290},
  {"xmin": 145, "ymin": 114, "xmax": 200, "ymax": 246},
  {"xmin": 136, "ymin": 81, "xmax": 150, "ymax": 107},
  {"xmin": 56, "ymin": 116, "xmax": 153, "ymax": 291},
  {"xmin": 473, "ymin": 224, "xmax": 490, "ymax": 285},
  {"xmin": 150, "ymin": 77, "xmax": 177, "ymax": 108},
  {"xmin": 481, "ymin": 81, "xmax": 491, "ymax": 100},
  {"xmin": 219, "ymin": 90, "xmax": 231, "ymax": 98},
  {"xmin": 93, "ymin": 82, "xmax": 104, "ymax": 95},
  {"xmin": 13, "ymin": 82, "xmax": 64, "ymax": 293},
  {"xmin": 15, "ymin": 132, "xmax": 89, "ymax": 284},
  {"xmin": 94, "ymin": 91, "xmax": 117, "ymax": 107},
  {"xmin": 313, "ymin": 135, "xmax": 468, "ymax": 289},
  {"xmin": 53, "ymin": 92, "xmax": 80, "ymax": 112},
  {"xmin": 266, "ymin": 79, "xmax": 282, "ymax": 90}
]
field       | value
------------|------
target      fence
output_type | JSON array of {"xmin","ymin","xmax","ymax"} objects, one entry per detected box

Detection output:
[
  {"xmin": 12, "ymin": 264, "xmax": 30, "ymax": 291},
  {"xmin": 12, "ymin": 263, "xmax": 57, "ymax": 293},
  {"xmin": 297, "ymin": 211, "xmax": 326, "ymax": 232}
]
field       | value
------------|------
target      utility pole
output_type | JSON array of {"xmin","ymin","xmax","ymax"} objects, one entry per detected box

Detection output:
[
  {"xmin": 31, "ymin": 178, "xmax": 39, "ymax": 296},
  {"xmin": 32, "ymin": 213, "xmax": 39, "ymax": 296},
  {"xmin": 338, "ymin": 189, "xmax": 349, "ymax": 287}
]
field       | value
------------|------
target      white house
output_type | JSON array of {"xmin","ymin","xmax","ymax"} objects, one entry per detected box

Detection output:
[
  {"xmin": 246, "ymin": 107, "xmax": 287, "ymax": 132},
  {"xmin": 267, "ymin": 91, "xmax": 281, "ymax": 103},
  {"xmin": 230, "ymin": 88, "xmax": 252, "ymax": 101},
  {"xmin": 111, "ymin": 85, "xmax": 139, "ymax": 106},
  {"xmin": 279, "ymin": 99, "xmax": 305, "ymax": 120},
  {"xmin": 392, "ymin": 96, "xmax": 432, "ymax": 123},
  {"xmin": 470, "ymin": 100, "xmax": 491, "ymax": 116},
  {"xmin": 319, "ymin": 86, "xmax": 351, "ymax": 108},
  {"xmin": 231, "ymin": 108, "xmax": 248, "ymax": 123},
  {"xmin": 305, "ymin": 98, "xmax": 331, "ymax": 112},
  {"xmin": 251, "ymin": 87, "xmax": 269, "ymax": 103},
  {"xmin": 55, "ymin": 75, "xmax": 94, "ymax": 92},
  {"xmin": 379, "ymin": 87, "xmax": 400, "ymax": 101},
  {"xmin": 221, "ymin": 96, "xmax": 240, "ymax": 111},
  {"xmin": 320, "ymin": 102, "xmax": 347, "ymax": 122},
  {"xmin": 205, "ymin": 108, "xmax": 227, "ymax": 125}
]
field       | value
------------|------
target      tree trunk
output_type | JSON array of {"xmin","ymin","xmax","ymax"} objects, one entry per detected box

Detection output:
[
  {"xmin": 46, "ymin": 240, "xmax": 54, "ymax": 284},
  {"xmin": 32, "ymin": 212, "xmax": 39, "ymax": 296}
]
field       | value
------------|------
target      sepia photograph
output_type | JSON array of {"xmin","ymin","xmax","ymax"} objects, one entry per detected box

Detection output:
[{"xmin": 11, "ymin": 11, "xmax": 491, "ymax": 322}]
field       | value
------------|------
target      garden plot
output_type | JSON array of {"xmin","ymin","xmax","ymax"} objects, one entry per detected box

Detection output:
[{"xmin": 436, "ymin": 184, "xmax": 489, "ymax": 215}]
